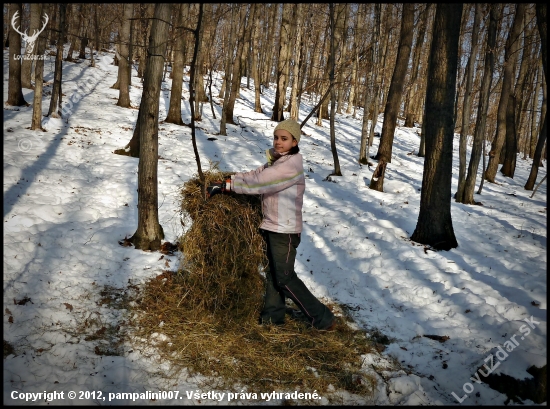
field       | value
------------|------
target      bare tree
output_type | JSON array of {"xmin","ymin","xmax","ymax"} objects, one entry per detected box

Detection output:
[
  {"xmin": 370, "ymin": 3, "xmax": 415, "ymax": 192},
  {"xmin": 115, "ymin": 3, "xmax": 133, "ymax": 107},
  {"xmin": 403, "ymin": 4, "xmax": 430, "ymax": 127},
  {"xmin": 528, "ymin": 62, "xmax": 543, "ymax": 158},
  {"xmin": 189, "ymin": 4, "xmax": 206, "ymax": 195},
  {"xmin": 359, "ymin": 3, "xmax": 381, "ymax": 165},
  {"xmin": 335, "ymin": 4, "xmax": 349, "ymax": 115},
  {"xmin": 369, "ymin": 4, "xmax": 395, "ymax": 154},
  {"xmin": 219, "ymin": 5, "xmax": 237, "ymax": 135},
  {"xmin": 21, "ymin": 3, "xmax": 43, "ymax": 89},
  {"xmin": 538, "ymin": 2, "xmax": 547, "ymax": 102},
  {"xmin": 484, "ymin": 4, "xmax": 527, "ymax": 183},
  {"xmin": 164, "ymin": 4, "xmax": 185, "ymax": 125},
  {"xmin": 271, "ymin": 4, "xmax": 294, "ymax": 121},
  {"xmin": 193, "ymin": 3, "xmax": 209, "ymax": 120},
  {"xmin": 455, "ymin": 4, "xmax": 481, "ymax": 201},
  {"xmin": 460, "ymin": 4, "xmax": 501, "ymax": 205},
  {"xmin": 224, "ymin": 4, "xmax": 250, "ymax": 124},
  {"xmin": 78, "ymin": 5, "xmax": 90, "ymax": 59},
  {"xmin": 219, "ymin": 5, "xmax": 250, "ymax": 131},
  {"xmin": 359, "ymin": 3, "xmax": 380, "ymax": 165},
  {"xmin": 345, "ymin": 5, "xmax": 361, "ymax": 116},
  {"xmin": 129, "ymin": 3, "xmax": 172, "ymax": 251},
  {"xmin": 47, "ymin": 3, "xmax": 67, "ymax": 118},
  {"xmin": 251, "ymin": 4, "xmax": 264, "ymax": 114},
  {"xmin": 328, "ymin": 3, "xmax": 343, "ymax": 176},
  {"xmin": 31, "ymin": 3, "xmax": 48, "ymax": 130},
  {"xmin": 411, "ymin": 3, "xmax": 462, "ymax": 251},
  {"xmin": 288, "ymin": 4, "xmax": 304, "ymax": 121},
  {"xmin": 525, "ymin": 3, "xmax": 547, "ymax": 190},
  {"xmin": 7, "ymin": 3, "xmax": 28, "ymax": 106}
]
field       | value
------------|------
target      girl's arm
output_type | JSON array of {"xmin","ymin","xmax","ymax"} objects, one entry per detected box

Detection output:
[{"xmin": 231, "ymin": 156, "xmax": 304, "ymax": 195}]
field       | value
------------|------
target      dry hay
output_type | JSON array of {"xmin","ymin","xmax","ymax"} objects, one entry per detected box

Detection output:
[{"xmin": 128, "ymin": 168, "xmax": 376, "ymax": 397}]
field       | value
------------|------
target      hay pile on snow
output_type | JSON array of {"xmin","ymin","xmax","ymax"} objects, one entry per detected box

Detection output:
[
  {"xmin": 128, "ymin": 169, "xmax": 377, "ymax": 396},
  {"xmin": 177, "ymin": 169, "xmax": 266, "ymax": 322}
]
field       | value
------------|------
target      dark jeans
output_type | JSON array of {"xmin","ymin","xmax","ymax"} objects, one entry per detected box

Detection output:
[{"xmin": 259, "ymin": 229, "xmax": 334, "ymax": 330}]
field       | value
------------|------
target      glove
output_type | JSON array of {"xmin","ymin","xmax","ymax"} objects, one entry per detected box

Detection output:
[{"xmin": 206, "ymin": 178, "xmax": 231, "ymax": 199}]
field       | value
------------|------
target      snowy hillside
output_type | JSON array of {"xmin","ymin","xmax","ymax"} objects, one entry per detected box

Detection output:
[{"xmin": 3, "ymin": 47, "xmax": 547, "ymax": 405}]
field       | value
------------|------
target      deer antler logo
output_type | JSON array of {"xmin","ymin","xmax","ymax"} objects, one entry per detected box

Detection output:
[{"xmin": 11, "ymin": 11, "xmax": 49, "ymax": 55}]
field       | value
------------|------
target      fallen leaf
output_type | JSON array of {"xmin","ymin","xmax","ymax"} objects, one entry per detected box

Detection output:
[{"xmin": 63, "ymin": 303, "xmax": 73, "ymax": 312}]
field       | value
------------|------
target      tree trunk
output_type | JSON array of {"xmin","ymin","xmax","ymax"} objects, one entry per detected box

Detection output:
[
  {"xmin": 368, "ymin": 4, "xmax": 390, "ymax": 149},
  {"xmin": 529, "ymin": 65, "xmax": 542, "ymax": 158},
  {"xmin": 514, "ymin": 20, "xmax": 537, "ymax": 160},
  {"xmin": 47, "ymin": 3, "xmax": 67, "ymax": 117},
  {"xmin": 251, "ymin": 4, "xmax": 263, "ymax": 114},
  {"xmin": 220, "ymin": 5, "xmax": 237, "ymax": 136},
  {"xmin": 335, "ymin": 4, "xmax": 349, "ymax": 115},
  {"xmin": 115, "ymin": 3, "xmax": 132, "ymax": 108},
  {"xmin": 224, "ymin": 4, "xmax": 249, "ymax": 125},
  {"xmin": 403, "ymin": 4, "xmax": 430, "ymax": 127},
  {"xmin": 328, "ymin": 4, "xmax": 342, "ymax": 177},
  {"xmin": 271, "ymin": 4, "xmax": 294, "ymax": 121},
  {"xmin": 93, "ymin": 4, "xmax": 100, "ymax": 62},
  {"xmin": 289, "ymin": 4, "xmax": 304, "ymax": 121},
  {"xmin": 78, "ymin": 6, "xmax": 89, "ymax": 60},
  {"xmin": 7, "ymin": 3, "xmax": 27, "ymax": 106},
  {"xmin": 455, "ymin": 4, "xmax": 481, "ymax": 201},
  {"xmin": 410, "ymin": 3, "xmax": 461, "ymax": 251},
  {"xmin": 129, "ymin": 3, "xmax": 172, "ymax": 251},
  {"xmin": 359, "ymin": 4, "xmax": 380, "ymax": 165},
  {"xmin": 524, "ymin": 3, "xmax": 548, "ymax": 190},
  {"xmin": 296, "ymin": 27, "xmax": 309, "ymax": 120},
  {"xmin": 346, "ymin": 51, "xmax": 358, "ymax": 116},
  {"xmin": 536, "ymin": 3, "xmax": 547, "ymax": 82},
  {"xmin": 49, "ymin": 6, "xmax": 57, "ymax": 46},
  {"xmin": 4, "ymin": 4, "xmax": 10, "ymax": 48},
  {"xmin": 370, "ymin": 3, "xmax": 414, "ymax": 192},
  {"xmin": 461, "ymin": 4, "xmax": 501, "ymax": 205},
  {"xmin": 165, "ymin": 4, "xmax": 185, "ymax": 125},
  {"xmin": 500, "ymin": 93, "xmax": 518, "ymax": 177},
  {"xmin": 128, "ymin": 9, "xmax": 133, "ymax": 87},
  {"xmin": 31, "ymin": 3, "xmax": 48, "ymax": 130},
  {"xmin": 137, "ymin": 4, "xmax": 154, "ymax": 80},
  {"xmin": 316, "ymin": 25, "xmax": 331, "ymax": 125},
  {"xmin": 65, "ymin": 5, "xmax": 76, "ymax": 62},
  {"xmin": 263, "ymin": 4, "xmax": 280, "ymax": 88},
  {"xmin": 193, "ymin": 4, "xmax": 210, "ymax": 121},
  {"xmin": 524, "ymin": 114, "xmax": 547, "ymax": 190},
  {"xmin": 21, "ymin": 3, "xmax": 42, "ymax": 89},
  {"xmin": 346, "ymin": 5, "xmax": 362, "ymax": 116},
  {"xmin": 484, "ymin": 4, "xmax": 527, "ymax": 183},
  {"xmin": 189, "ymin": 3, "xmax": 206, "ymax": 195}
]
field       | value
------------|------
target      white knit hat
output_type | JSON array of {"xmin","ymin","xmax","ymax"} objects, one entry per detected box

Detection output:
[{"xmin": 274, "ymin": 118, "xmax": 301, "ymax": 144}]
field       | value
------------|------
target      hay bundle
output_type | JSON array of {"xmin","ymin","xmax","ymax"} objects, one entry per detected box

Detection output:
[{"xmin": 178, "ymin": 169, "xmax": 266, "ymax": 322}]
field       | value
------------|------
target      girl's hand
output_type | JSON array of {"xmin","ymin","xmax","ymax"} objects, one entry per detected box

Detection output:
[{"xmin": 206, "ymin": 179, "xmax": 231, "ymax": 199}]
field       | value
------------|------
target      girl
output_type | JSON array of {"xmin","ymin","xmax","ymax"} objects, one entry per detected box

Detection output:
[{"xmin": 212, "ymin": 118, "xmax": 336, "ymax": 331}]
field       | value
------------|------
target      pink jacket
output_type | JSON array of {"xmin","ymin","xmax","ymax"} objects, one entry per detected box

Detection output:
[{"xmin": 231, "ymin": 153, "xmax": 305, "ymax": 233}]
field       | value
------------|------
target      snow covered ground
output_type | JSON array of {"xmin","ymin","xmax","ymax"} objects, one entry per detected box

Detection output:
[{"xmin": 3, "ymin": 47, "xmax": 547, "ymax": 406}]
